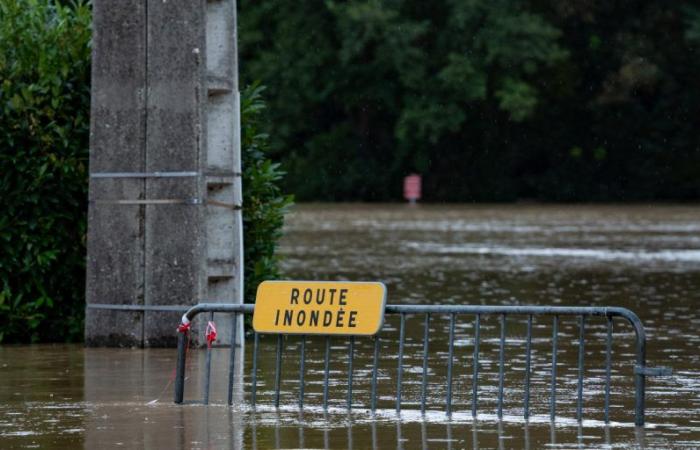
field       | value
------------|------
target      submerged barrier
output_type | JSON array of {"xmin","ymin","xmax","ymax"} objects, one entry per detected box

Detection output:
[{"xmin": 173, "ymin": 303, "xmax": 670, "ymax": 426}]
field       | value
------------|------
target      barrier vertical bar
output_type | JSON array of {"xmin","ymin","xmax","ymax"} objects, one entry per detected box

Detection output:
[
  {"xmin": 604, "ymin": 316, "xmax": 612, "ymax": 423},
  {"xmin": 227, "ymin": 313, "xmax": 238, "ymax": 406},
  {"xmin": 371, "ymin": 335, "xmax": 380, "ymax": 412},
  {"xmin": 396, "ymin": 313, "xmax": 406, "ymax": 413},
  {"xmin": 371, "ymin": 421, "xmax": 377, "ymax": 450},
  {"xmin": 471, "ymin": 314, "xmax": 480, "ymax": 417},
  {"xmin": 634, "ymin": 316, "xmax": 647, "ymax": 427},
  {"xmin": 251, "ymin": 332, "xmax": 259, "ymax": 406},
  {"xmin": 348, "ymin": 336, "xmax": 355, "ymax": 410},
  {"xmin": 203, "ymin": 311, "xmax": 214, "ymax": 405},
  {"xmin": 299, "ymin": 335, "xmax": 306, "ymax": 409},
  {"xmin": 446, "ymin": 313, "xmax": 456, "ymax": 416},
  {"xmin": 524, "ymin": 315, "xmax": 532, "ymax": 420},
  {"xmin": 323, "ymin": 336, "xmax": 331, "ymax": 410},
  {"xmin": 420, "ymin": 313, "xmax": 430, "ymax": 413},
  {"xmin": 619, "ymin": 309, "xmax": 648, "ymax": 427},
  {"xmin": 550, "ymin": 315, "xmax": 559, "ymax": 421},
  {"xmin": 577, "ymin": 315, "xmax": 585, "ymax": 421},
  {"xmin": 174, "ymin": 330, "xmax": 187, "ymax": 404},
  {"xmin": 274, "ymin": 334, "xmax": 283, "ymax": 408},
  {"xmin": 497, "ymin": 314, "xmax": 506, "ymax": 419}
]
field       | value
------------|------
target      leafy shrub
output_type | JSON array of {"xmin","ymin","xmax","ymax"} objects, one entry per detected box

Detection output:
[
  {"xmin": 0, "ymin": 0, "xmax": 91, "ymax": 342},
  {"xmin": 241, "ymin": 83, "xmax": 294, "ymax": 303},
  {"xmin": 0, "ymin": 1, "xmax": 291, "ymax": 342}
]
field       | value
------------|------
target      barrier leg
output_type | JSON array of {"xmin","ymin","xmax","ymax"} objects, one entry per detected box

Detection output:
[{"xmin": 175, "ymin": 331, "xmax": 187, "ymax": 404}]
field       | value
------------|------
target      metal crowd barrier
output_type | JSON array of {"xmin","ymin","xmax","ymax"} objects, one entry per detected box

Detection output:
[{"xmin": 174, "ymin": 303, "xmax": 670, "ymax": 426}]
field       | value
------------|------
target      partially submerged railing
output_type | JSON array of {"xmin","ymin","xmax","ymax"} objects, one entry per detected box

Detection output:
[{"xmin": 174, "ymin": 303, "xmax": 670, "ymax": 426}]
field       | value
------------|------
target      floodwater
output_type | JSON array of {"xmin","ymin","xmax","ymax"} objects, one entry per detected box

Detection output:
[{"xmin": 2, "ymin": 204, "xmax": 700, "ymax": 449}]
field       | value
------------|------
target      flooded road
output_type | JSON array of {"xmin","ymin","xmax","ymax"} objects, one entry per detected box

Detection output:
[{"xmin": 2, "ymin": 204, "xmax": 700, "ymax": 448}]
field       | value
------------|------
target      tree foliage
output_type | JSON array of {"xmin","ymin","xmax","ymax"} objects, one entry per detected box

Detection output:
[{"xmin": 239, "ymin": 0, "xmax": 700, "ymax": 201}]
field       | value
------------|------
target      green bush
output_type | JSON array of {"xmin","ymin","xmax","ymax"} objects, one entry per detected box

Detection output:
[
  {"xmin": 0, "ymin": 0, "xmax": 91, "ymax": 342},
  {"xmin": 0, "ymin": 1, "xmax": 291, "ymax": 342},
  {"xmin": 241, "ymin": 83, "xmax": 294, "ymax": 303}
]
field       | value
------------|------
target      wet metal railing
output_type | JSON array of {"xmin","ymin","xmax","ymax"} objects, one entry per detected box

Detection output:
[{"xmin": 174, "ymin": 303, "xmax": 670, "ymax": 426}]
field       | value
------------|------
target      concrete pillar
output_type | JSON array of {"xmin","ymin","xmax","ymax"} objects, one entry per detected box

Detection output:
[
  {"xmin": 85, "ymin": 0, "xmax": 147, "ymax": 347},
  {"xmin": 86, "ymin": 0, "xmax": 243, "ymax": 347},
  {"xmin": 203, "ymin": 0, "xmax": 244, "ymax": 347}
]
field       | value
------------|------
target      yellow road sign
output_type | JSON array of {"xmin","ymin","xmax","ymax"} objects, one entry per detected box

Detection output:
[{"xmin": 253, "ymin": 281, "xmax": 387, "ymax": 335}]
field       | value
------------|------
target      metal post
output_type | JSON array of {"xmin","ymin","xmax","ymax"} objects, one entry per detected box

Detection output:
[
  {"xmin": 274, "ymin": 335, "xmax": 283, "ymax": 408},
  {"xmin": 323, "ymin": 336, "xmax": 331, "ymax": 410},
  {"xmin": 550, "ymin": 315, "xmax": 559, "ymax": 422},
  {"xmin": 348, "ymin": 336, "xmax": 355, "ymax": 410},
  {"xmin": 371, "ymin": 335, "xmax": 380, "ymax": 412},
  {"xmin": 635, "ymin": 362, "xmax": 646, "ymax": 427},
  {"xmin": 446, "ymin": 313, "xmax": 455, "ymax": 416},
  {"xmin": 203, "ymin": 311, "xmax": 214, "ymax": 405},
  {"xmin": 299, "ymin": 335, "xmax": 306, "ymax": 409},
  {"xmin": 524, "ymin": 315, "xmax": 532, "ymax": 420},
  {"xmin": 227, "ymin": 313, "xmax": 238, "ymax": 406},
  {"xmin": 251, "ymin": 332, "xmax": 259, "ymax": 406},
  {"xmin": 420, "ymin": 313, "xmax": 430, "ymax": 413},
  {"xmin": 396, "ymin": 313, "xmax": 406, "ymax": 413},
  {"xmin": 203, "ymin": 344, "xmax": 212, "ymax": 405},
  {"xmin": 497, "ymin": 314, "xmax": 506, "ymax": 419},
  {"xmin": 174, "ymin": 331, "xmax": 187, "ymax": 404},
  {"xmin": 633, "ymin": 320, "xmax": 647, "ymax": 427},
  {"xmin": 604, "ymin": 317, "xmax": 612, "ymax": 423},
  {"xmin": 471, "ymin": 314, "xmax": 480, "ymax": 417},
  {"xmin": 576, "ymin": 315, "xmax": 585, "ymax": 421}
]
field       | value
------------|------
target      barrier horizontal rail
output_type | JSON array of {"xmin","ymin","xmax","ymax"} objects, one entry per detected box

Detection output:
[{"xmin": 174, "ymin": 303, "xmax": 670, "ymax": 426}]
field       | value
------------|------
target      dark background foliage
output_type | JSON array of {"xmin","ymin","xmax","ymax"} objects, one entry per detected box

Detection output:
[
  {"xmin": 0, "ymin": 1, "xmax": 291, "ymax": 342},
  {"xmin": 239, "ymin": 0, "xmax": 700, "ymax": 202}
]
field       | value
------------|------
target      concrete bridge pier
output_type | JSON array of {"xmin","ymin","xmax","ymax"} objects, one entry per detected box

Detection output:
[{"xmin": 85, "ymin": 0, "xmax": 243, "ymax": 347}]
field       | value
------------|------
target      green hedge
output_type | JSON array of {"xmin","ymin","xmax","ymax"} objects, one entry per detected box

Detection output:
[
  {"xmin": 0, "ymin": 0, "xmax": 91, "ymax": 342},
  {"xmin": 0, "ymin": 1, "xmax": 292, "ymax": 342},
  {"xmin": 241, "ymin": 83, "xmax": 294, "ymax": 304}
]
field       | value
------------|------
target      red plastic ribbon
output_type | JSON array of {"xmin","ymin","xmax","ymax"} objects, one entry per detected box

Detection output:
[
  {"xmin": 205, "ymin": 321, "xmax": 217, "ymax": 348},
  {"xmin": 177, "ymin": 322, "xmax": 191, "ymax": 334}
]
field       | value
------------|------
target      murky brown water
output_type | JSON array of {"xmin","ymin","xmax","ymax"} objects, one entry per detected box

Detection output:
[{"xmin": 2, "ymin": 204, "xmax": 700, "ymax": 448}]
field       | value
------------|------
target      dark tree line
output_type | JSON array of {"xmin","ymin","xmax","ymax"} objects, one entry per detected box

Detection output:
[{"xmin": 239, "ymin": 0, "xmax": 700, "ymax": 201}]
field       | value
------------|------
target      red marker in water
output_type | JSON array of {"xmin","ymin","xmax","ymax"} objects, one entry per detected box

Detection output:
[{"xmin": 403, "ymin": 174, "xmax": 422, "ymax": 204}]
